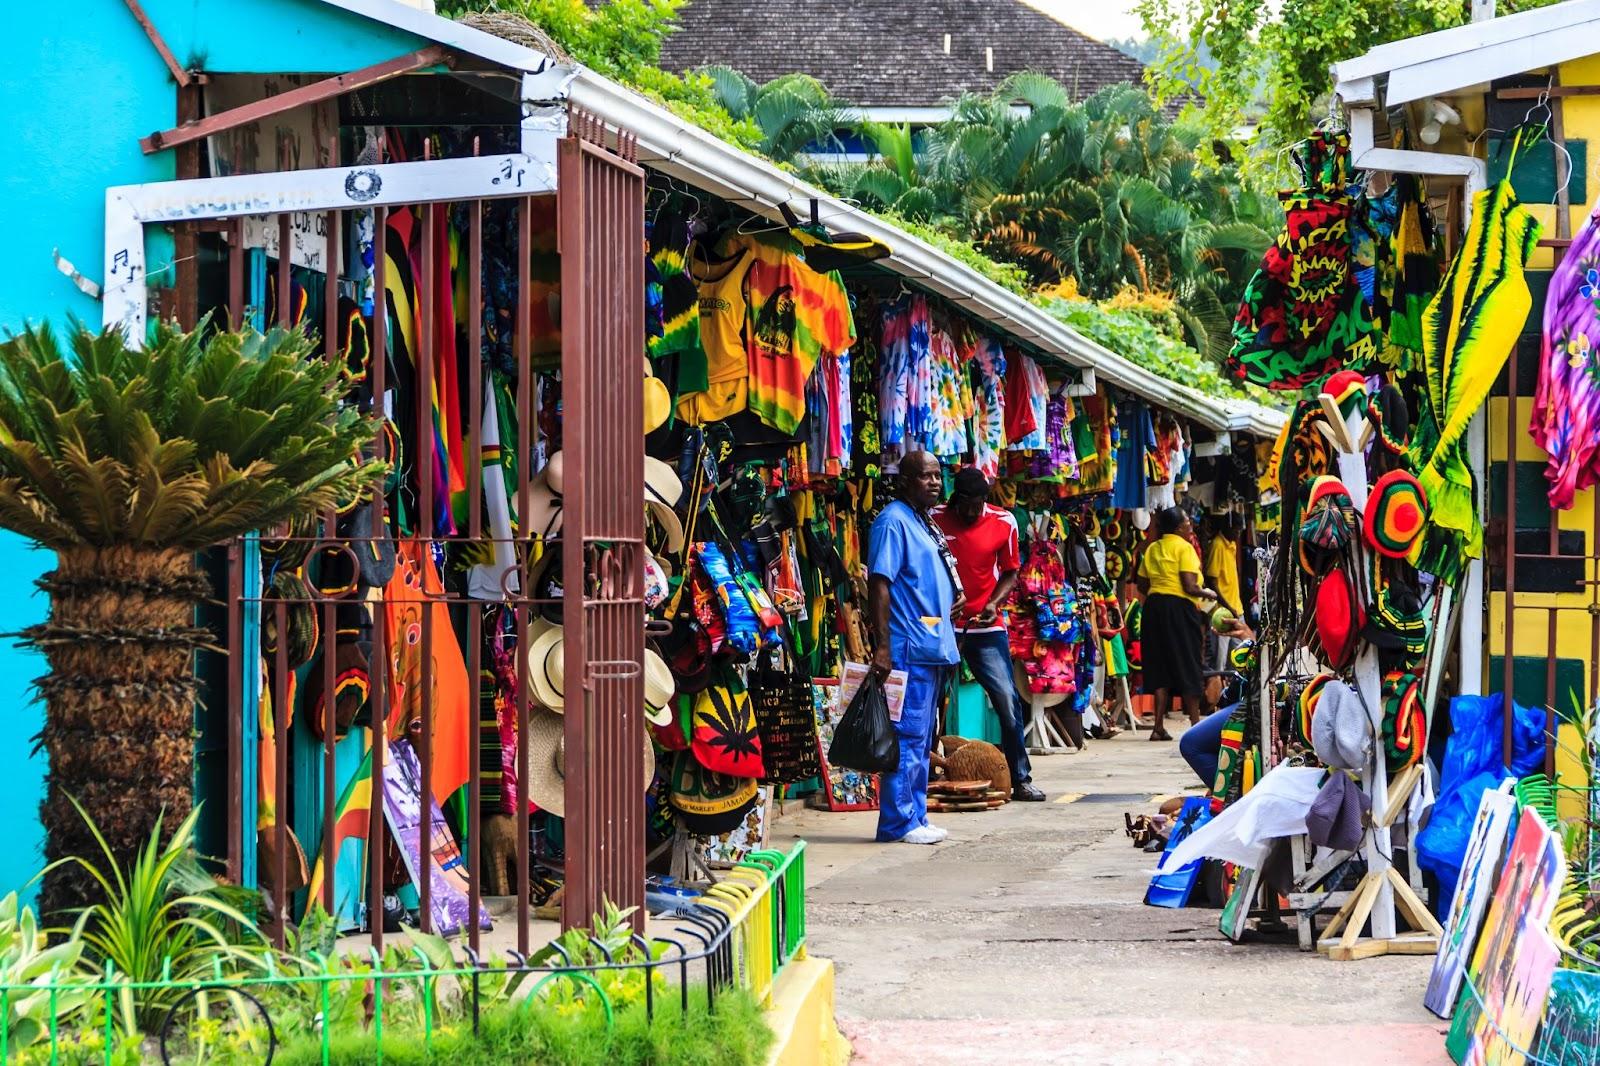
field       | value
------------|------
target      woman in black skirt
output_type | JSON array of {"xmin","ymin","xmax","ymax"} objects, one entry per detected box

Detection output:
[{"xmin": 1135, "ymin": 507, "xmax": 1217, "ymax": 741}]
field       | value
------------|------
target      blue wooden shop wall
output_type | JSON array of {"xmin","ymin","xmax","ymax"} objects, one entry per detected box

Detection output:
[{"xmin": 0, "ymin": 0, "xmax": 429, "ymax": 900}]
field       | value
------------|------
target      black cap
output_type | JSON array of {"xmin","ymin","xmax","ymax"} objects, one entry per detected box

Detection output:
[{"xmin": 952, "ymin": 467, "xmax": 990, "ymax": 500}]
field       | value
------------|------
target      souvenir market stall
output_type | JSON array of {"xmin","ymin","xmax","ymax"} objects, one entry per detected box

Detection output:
[
  {"xmin": 1323, "ymin": 11, "xmax": 1600, "ymax": 1059},
  {"xmin": 633, "ymin": 184, "xmax": 1275, "ymax": 864},
  {"xmin": 147, "ymin": 8, "xmax": 1282, "ymax": 944},
  {"xmin": 1144, "ymin": 123, "xmax": 1501, "ymax": 955}
]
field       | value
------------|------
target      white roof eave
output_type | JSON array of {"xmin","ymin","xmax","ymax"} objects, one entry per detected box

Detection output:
[
  {"xmin": 1333, "ymin": 0, "xmax": 1600, "ymax": 107},
  {"xmin": 307, "ymin": 0, "xmax": 1286, "ymax": 436},
  {"xmin": 565, "ymin": 69, "xmax": 1282, "ymax": 432}
]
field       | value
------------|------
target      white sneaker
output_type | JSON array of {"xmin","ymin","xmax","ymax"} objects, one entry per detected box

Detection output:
[
  {"xmin": 899, "ymin": 825, "xmax": 946, "ymax": 845},
  {"xmin": 922, "ymin": 822, "xmax": 949, "ymax": 842}
]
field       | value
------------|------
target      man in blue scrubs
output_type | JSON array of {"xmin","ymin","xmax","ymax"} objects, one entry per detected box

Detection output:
[{"xmin": 868, "ymin": 450, "xmax": 962, "ymax": 844}]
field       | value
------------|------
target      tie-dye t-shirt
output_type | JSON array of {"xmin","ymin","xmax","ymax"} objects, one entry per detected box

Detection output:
[
  {"xmin": 968, "ymin": 334, "xmax": 1008, "ymax": 477},
  {"xmin": 737, "ymin": 241, "xmax": 855, "ymax": 435}
]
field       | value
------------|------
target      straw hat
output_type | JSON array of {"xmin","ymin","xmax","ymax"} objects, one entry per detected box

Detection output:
[
  {"xmin": 644, "ymin": 455, "xmax": 686, "ymax": 554},
  {"xmin": 526, "ymin": 623, "xmax": 567, "ymax": 712},
  {"xmin": 524, "ymin": 707, "xmax": 657, "ymax": 819},
  {"xmin": 644, "ymin": 647, "xmax": 675, "ymax": 727},
  {"xmin": 526, "ymin": 467, "xmax": 563, "ymax": 539},
  {"xmin": 644, "ymin": 374, "xmax": 672, "ymax": 435}
]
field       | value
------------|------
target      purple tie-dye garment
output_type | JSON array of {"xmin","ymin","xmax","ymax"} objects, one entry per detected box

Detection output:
[{"xmin": 1533, "ymin": 198, "xmax": 1600, "ymax": 510}]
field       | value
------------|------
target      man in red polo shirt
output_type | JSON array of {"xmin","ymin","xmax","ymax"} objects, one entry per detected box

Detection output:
[{"xmin": 933, "ymin": 468, "xmax": 1045, "ymax": 801}]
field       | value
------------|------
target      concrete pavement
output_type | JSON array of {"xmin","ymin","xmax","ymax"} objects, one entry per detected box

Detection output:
[{"xmin": 768, "ymin": 724, "xmax": 1450, "ymax": 1065}]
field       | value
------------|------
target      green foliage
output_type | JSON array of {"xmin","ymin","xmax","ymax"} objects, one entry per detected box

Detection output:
[
  {"xmin": 702, "ymin": 67, "xmax": 855, "ymax": 163},
  {"xmin": 253, "ymin": 984, "xmax": 773, "ymax": 1066},
  {"xmin": 0, "ymin": 891, "xmax": 98, "ymax": 1048},
  {"xmin": 0, "ymin": 319, "xmax": 382, "ymax": 549},
  {"xmin": 815, "ymin": 79, "xmax": 1277, "ymax": 360},
  {"xmin": 50, "ymin": 800, "xmax": 268, "ymax": 1032},
  {"xmin": 463, "ymin": 0, "xmax": 765, "ymax": 152},
  {"xmin": 1038, "ymin": 292, "xmax": 1276, "ymax": 405},
  {"xmin": 1136, "ymin": 0, "xmax": 1561, "ymax": 162}
]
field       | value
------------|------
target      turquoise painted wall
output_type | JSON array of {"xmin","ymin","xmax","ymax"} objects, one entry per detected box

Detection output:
[{"xmin": 0, "ymin": 0, "xmax": 430, "ymax": 898}]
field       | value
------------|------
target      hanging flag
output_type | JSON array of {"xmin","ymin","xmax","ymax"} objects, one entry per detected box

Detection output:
[
  {"xmin": 305, "ymin": 738, "xmax": 375, "ymax": 911},
  {"xmin": 384, "ymin": 538, "xmax": 474, "ymax": 804}
]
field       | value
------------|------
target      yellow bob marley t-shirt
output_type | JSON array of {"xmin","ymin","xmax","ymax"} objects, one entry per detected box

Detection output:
[
  {"xmin": 677, "ymin": 247, "xmax": 752, "ymax": 425},
  {"xmin": 675, "ymin": 236, "xmax": 855, "ymax": 432}
]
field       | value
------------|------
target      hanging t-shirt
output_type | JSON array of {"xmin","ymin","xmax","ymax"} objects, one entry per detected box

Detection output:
[
  {"xmin": 677, "ymin": 246, "xmax": 752, "ymax": 425},
  {"xmin": 734, "ymin": 238, "xmax": 855, "ymax": 435},
  {"xmin": 648, "ymin": 213, "xmax": 705, "ymax": 390},
  {"xmin": 924, "ymin": 326, "xmax": 973, "ymax": 457},
  {"xmin": 1205, "ymin": 534, "xmax": 1242, "ymax": 614},
  {"xmin": 1112, "ymin": 399, "xmax": 1153, "ymax": 510},
  {"xmin": 880, "ymin": 295, "xmax": 933, "ymax": 453},
  {"xmin": 1003, "ymin": 352, "xmax": 1040, "ymax": 444},
  {"xmin": 1006, "ymin": 354, "xmax": 1048, "ymax": 451},
  {"xmin": 968, "ymin": 334, "xmax": 1008, "ymax": 478}
]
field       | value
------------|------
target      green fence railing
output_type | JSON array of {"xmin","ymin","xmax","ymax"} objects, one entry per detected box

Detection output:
[{"xmin": 1, "ymin": 841, "xmax": 807, "ymax": 1065}]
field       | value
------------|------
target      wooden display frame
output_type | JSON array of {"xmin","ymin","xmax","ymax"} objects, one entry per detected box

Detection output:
[{"xmin": 1310, "ymin": 397, "xmax": 1444, "ymax": 961}]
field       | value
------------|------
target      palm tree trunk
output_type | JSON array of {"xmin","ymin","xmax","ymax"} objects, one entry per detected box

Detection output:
[{"xmin": 28, "ymin": 546, "xmax": 211, "ymax": 919}]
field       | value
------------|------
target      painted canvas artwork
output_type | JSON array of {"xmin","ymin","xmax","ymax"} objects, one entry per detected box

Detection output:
[
  {"xmin": 383, "ymin": 738, "xmax": 492, "ymax": 938},
  {"xmin": 1533, "ymin": 968, "xmax": 1600, "ymax": 1065},
  {"xmin": 1446, "ymin": 807, "xmax": 1567, "ymax": 1065},
  {"xmin": 694, "ymin": 788, "xmax": 771, "ymax": 866},
  {"xmin": 1145, "ymin": 797, "xmax": 1214, "ymax": 909},
  {"xmin": 1426, "ymin": 783, "xmax": 1517, "ymax": 1018}
]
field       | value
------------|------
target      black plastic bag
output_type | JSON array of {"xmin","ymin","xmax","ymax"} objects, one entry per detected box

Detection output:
[{"xmin": 828, "ymin": 673, "xmax": 900, "ymax": 773}]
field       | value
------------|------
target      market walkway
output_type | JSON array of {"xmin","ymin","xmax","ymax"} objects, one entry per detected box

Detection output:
[{"xmin": 767, "ymin": 726, "xmax": 1448, "ymax": 1066}]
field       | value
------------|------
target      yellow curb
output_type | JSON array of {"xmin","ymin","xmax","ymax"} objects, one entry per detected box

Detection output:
[
  {"xmin": 1053, "ymin": 792, "xmax": 1086, "ymax": 804},
  {"xmin": 764, "ymin": 956, "xmax": 850, "ymax": 1066}
]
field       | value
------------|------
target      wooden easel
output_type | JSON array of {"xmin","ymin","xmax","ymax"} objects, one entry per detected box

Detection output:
[{"xmin": 1310, "ymin": 397, "xmax": 1443, "ymax": 960}]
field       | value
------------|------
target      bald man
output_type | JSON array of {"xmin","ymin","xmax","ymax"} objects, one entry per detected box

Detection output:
[{"xmin": 867, "ymin": 451, "xmax": 962, "ymax": 845}]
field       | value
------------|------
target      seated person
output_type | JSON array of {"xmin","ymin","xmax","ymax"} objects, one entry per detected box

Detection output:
[{"xmin": 1179, "ymin": 617, "xmax": 1255, "ymax": 786}]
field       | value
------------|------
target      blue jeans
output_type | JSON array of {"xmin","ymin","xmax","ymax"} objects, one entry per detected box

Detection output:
[
  {"xmin": 959, "ymin": 629, "xmax": 1033, "ymax": 784},
  {"xmin": 876, "ymin": 664, "xmax": 949, "ymax": 842},
  {"xmin": 1180, "ymin": 703, "xmax": 1238, "ymax": 786}
]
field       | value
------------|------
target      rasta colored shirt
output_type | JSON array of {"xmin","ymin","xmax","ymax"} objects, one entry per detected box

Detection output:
[
  {"xmin": 677, "ymin": 246, "xmax": 753, "ymax": 425},
  {"xmin": 735, "ymin": 237, "xmax": 855, "ymax": 436},
  {"xmin": 675, "ymin": 236, "xmax": 854, "ymax": 433},
  {"xmin": 648, "ymin": 213, "xmax": 705, "ymax": 389}
]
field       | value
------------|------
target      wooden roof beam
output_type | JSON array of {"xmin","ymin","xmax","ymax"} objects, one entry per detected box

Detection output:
[{"xmin": 140, "ymin": 45, "xmax": 452, "ymax": 154}]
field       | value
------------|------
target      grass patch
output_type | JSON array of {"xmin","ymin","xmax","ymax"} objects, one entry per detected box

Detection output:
[{"xmin": 256, "ymin": 985, "xmax": 771, "ymax": 1066}]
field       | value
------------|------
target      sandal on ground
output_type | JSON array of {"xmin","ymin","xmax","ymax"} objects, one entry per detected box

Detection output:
[{"xmin": 1147, "ymin": 729, "xmax": 1174, "ymax": 742}]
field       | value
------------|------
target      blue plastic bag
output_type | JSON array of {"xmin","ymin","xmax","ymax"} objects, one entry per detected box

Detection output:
[
  {"xmin": 1145, "ymin": 797, "xmax": 1214, "ymax": 908},
  {"xmin": 1415, "ymin": 692, "xmax": 1544, "ymax": 914}
]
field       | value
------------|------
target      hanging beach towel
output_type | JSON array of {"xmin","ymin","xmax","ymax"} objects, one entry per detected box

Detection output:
[
  {"xmin": 1411, "ymin": 135, "xmax": 1542, "ymax": 577},
  {"xmin": 1227, "ymin": 129, "xmax": 1379, "ymax": 390},
  {"xmin": 1533, "ymin": 189, "xmax": 1600, "ymax": 510}
]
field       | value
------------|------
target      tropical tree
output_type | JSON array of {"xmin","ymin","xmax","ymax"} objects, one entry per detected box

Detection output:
[
  {"xmin": 1137, "ymin": 0, "xmax": 1562, "ymax": 161},
  {"xmin": 0, "ymin": 320, "xmax": 381, "ymax": 918},
  {"xmin": 702, "ymin": 67, "xmax": 857, "ymax": 163},
  {"xmin": 819, "ymin": 78, "xmax": 1277, "ymax": 359}
]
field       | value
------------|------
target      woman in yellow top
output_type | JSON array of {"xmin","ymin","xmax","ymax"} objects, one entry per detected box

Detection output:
[{"xmin": 1136, "ymin": 507, "xmax": 1217, "ymax": 741}]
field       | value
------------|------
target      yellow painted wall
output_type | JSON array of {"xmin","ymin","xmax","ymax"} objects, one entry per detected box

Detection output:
[{"xmin": 1481, "ymin": 56, "xmax": 1600, "ymax": 821}]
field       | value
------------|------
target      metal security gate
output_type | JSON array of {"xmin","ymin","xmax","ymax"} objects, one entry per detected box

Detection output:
[
  {"xmin": 107, "ymin": 109, "xmax": 651, "ymax": 947},
  {"xmin": 557, "ymin": 112, "xmax": 647, "ymax": 931}
]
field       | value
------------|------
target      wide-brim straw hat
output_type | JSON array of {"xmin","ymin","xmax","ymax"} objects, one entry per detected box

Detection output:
[
  {"xmin": 645, "ymin": 375, "xmax": 672, "ymax": 435},
  {"xmin": 644, "ymin": 647, "xmax": 675, "ymax": 727},
  {"xmin": 525, "ymin": 622, "xmax": 566, "ymax": 712},
  {"xmin": 525, "ymin": 707, "xmax": 656, "ymax": 818}
]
